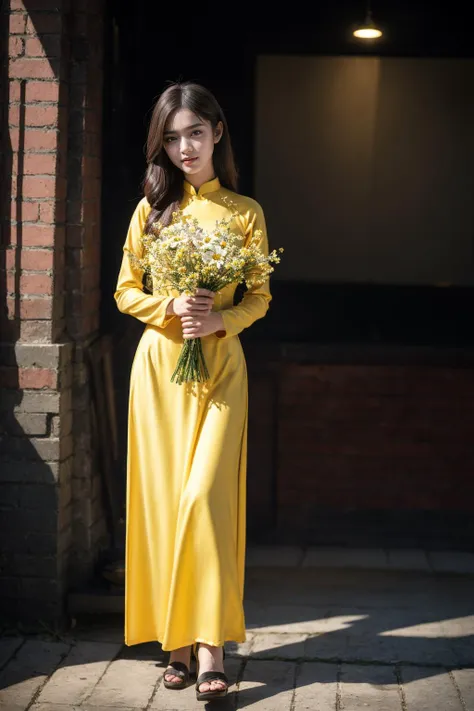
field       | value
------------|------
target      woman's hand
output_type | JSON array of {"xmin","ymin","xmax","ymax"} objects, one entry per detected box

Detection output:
[
  {"xmin": 169, "ymin": 288, "xmax": 215, "ymax": 317},
  {"xmin": 181, "ymin": 312, "xmax": 225, "ymax": 339}
]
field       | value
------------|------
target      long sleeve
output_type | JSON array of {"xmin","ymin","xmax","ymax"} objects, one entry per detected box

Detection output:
[
  {"xmin": 114, "ymin": 198, "xmax": 176, "ymax": 328},
  {"xmin": 216, "ymin": 201, "xmax": 272, "ymax": 339}
]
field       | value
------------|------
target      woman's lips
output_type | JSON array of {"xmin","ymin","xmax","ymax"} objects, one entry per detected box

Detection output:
[{"xmin": 182, "ymin": 157, "xmax": 197, "ymax": 165}]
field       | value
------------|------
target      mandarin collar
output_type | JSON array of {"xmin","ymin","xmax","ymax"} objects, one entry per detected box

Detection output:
[{"xmin": 183, "ymin": 176, "xmax": 221, "ymax": 197}]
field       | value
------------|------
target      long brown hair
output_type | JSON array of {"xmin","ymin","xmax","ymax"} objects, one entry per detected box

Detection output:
[{"xmin": 143, "ymin": 81, "xmax": 238, "ymax": 233}]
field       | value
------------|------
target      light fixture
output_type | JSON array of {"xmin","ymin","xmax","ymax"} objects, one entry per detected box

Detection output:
[{"xmin": 353, "ymin": 1, "xmax": 383, "ymax": 39}]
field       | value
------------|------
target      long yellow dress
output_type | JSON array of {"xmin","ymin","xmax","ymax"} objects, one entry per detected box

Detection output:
[{"xmin": 114, "ymin": 176, "xmax": 271, "ymax": 650}]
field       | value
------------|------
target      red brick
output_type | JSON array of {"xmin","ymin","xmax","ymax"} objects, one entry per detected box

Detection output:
[
  {"xmin": 20, "ymin": 128, "xmax": 58, "ymax": 151},
  {"xmin": 6, "ymin": 296, "xmax": 17, "ymax": 320},
  {"xmin": 67, "ymin": 225, "xmax": 84, "ymax": 247},
  {"xmin": 39, "ymin": 200, "xmax": 65, "ymax": 223},
  {"xmin": 26, "ymin": 14, "xmax": 62, "ymax": 35},
  {"xmin": 8, "ymin": 127, "xmax": 20, "ymax": 152},
  {"xmin": 19, "ymin": 319, "xmax": 53, "ymax": 342},
  {"xmin": 10, "ymin": 58, "xmax": 57, "ymax": 80},
  {"xmin": 22, "ymin": 176, "xmax": 56, "ymax": 198},
  {"xmin": 0, "ymin": 366, "xmax": 56, "ymax": 389},
  {"xmin": 9, "ymin": 104, "xmax": 21, "ymax": 126},
  {"xmin": 25, "ymin": 105, "xmax": 59, "ymax": 128},
  {"xmin": 19, "ymin": 367, "xmax": 57, "ymax": 389},
  {"xmin": 38, "ymin": 201, "xmax": 56, "ymax": 224},
  {"xmin": 67, "ymin": 201, "xmax": 84, "ymax": 223},
  {"xmin": 25, "ymin": 81, "xmax": 60, "ymax": 103},
  {"xmin": 85, "ymin": 156, "xmax": 102, "ymax": 180},
  {"xmin": 10, "ymin": 201, "xmax": 39, "ymax": 223},
  {"xmin": 20, "ymin": 273, "xmax": 53, "ymax": 295},
  {"xmin": 25, "ymin": 37, "xmax": 45, "ymax": 58},
  {"xmin": 84, "ymin": 178, "xmax": 100, "ymax": 200},
  {"xmin": 19, "ymin": 224, "xmax": 56, "ymax": 247},
  {"xmin": 55, "ymin": 176, "xmax": 67, "ymax": 201},
  {"xmin": 11, "ymin": 152, "xmax": 19, "ymax": 176},
  {"xmin": 5, "ymin": 250, "xmax": 17, "ymax": 270},
  {"xmin": 9, "ymin": 13, "xmax": 26, "ymax": 34},
  {"xmin": 9, "ymin": 36, "xmax": 24, "ymax": 58},
  {"xmin": 22, "ymin": 153, "xmax": 57, "ymax": 175},
  {"xmin": 5, "ymin": 272, "xmax": 16, "ymax": 294},
  {"xmin": 11, "ymin": 297, "xmax": 53, "ymax": 320},
  {"xmin": 27, "ymin": 35, "xmax": 61, "ymax": 58},
  {"xmin": 9, "ymin": 80, "xmax": 22, "ymax": 101},
  {"xmin": 21, "ymin": 249, "xmax": 54, "ymax": 270}
]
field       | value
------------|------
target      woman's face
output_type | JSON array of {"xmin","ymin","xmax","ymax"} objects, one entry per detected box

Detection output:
[{"xmin": 163, "ymin": 108, "xmax": 222, "ymax": 180}]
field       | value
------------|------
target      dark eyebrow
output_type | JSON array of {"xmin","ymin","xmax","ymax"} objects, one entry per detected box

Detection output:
[{"xmin": 163, "ymin": 122, "xmax": 204, "ymax": 136}]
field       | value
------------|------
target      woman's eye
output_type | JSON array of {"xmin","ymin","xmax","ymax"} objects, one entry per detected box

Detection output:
[
  {"xmin": 191, "ymin": 130, "xmax": 202, "ymax": 136},
  {"xmin": 165, "ymin": 137, "xmax": 176, "ymax": 143}
]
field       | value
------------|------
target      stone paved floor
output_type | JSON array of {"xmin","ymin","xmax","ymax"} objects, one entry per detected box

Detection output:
[{"xmin": 1, "ymin": 567, "xmax": 473, "ymax": 710}]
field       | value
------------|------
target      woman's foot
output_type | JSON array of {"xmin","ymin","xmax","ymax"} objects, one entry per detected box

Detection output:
[
  {"xmin": 196, "ymin": 643, "xmax": 227, "ymax": 693},
  {"xmin": 164, "ymin": 645, "xmax": 192, "ymax": 685}
]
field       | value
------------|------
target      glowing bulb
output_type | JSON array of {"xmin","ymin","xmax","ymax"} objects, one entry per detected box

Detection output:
[
  {"xmin": 353, "ymin": 27, "xmax": 383, "ymax": 39},
  {"xmin": 353, "ymin": 10, "xmax": 383, "ymax": 40}
]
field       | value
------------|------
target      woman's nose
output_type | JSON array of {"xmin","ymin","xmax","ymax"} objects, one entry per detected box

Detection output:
[{"xmin": 180, "ymin": 137, "xmax": 193, "ymax": 153}]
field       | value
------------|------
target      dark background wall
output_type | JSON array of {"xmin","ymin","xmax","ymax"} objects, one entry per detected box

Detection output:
[{"xmin": 256, "ymin": 55, "xmax": 474, "ymax": 286}]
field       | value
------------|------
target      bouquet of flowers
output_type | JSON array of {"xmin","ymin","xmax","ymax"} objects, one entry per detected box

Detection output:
[{"xmin": 129, "ymin": 208, "xmax": 283, "ymax": 384}]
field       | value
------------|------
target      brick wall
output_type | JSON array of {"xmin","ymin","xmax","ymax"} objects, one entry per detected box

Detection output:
[
  {"xmin": 0, "ymin": 0, "xmax": 107, "ymax": 628},
  {"xmin": 245, "ymin": 350, "xmax": 474, "ymax": 548}
]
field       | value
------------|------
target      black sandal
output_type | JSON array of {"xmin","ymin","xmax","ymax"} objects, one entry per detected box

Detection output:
[
  {"xmin": 163, "ymin": 660, "xmax": 191, "ymax": 690},
  {"xmin": 195, "ymin": 644, "xmax": 229, "ymax": 701}
]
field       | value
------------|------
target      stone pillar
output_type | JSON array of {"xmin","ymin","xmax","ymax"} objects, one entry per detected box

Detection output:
[{"xmin": 0, "ymin": 0, "xmax": 107, "ymax": 628}]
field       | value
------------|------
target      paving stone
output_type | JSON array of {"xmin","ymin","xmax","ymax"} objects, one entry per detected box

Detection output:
[
  {"xmin": 439, "ymin": 615, "xmax": 474, "ymax": 638},
  {"xmin": 0, "ymin": 639, "xmax": 69, "ymax": 710},
  {"xmin": 451, "ymin": 668, "xmax": 474, "ymax": 711},
  {"xmin": 150, "ymin": 657, "xmax": 240, "ymax": 709},
  {"xmin": 387, "ymin": 549, "xmax": 431, "ymax": 572},
  {"xmin": 380, "ymin": 618, "xmax": 451, "ymax": 639},
  {"xmin": 0, "ymin": 637, "xmax": 24, "ymax": 669},
  {"xmin": 351, "ymin": 634, "xmax": 457, "ymax": 666},
  {"xmin": 36, "ymin": 641, "xmax": 122, "ymax": 705},
  {"xmin": 245, "ymin": 568, "xmax": 435, "ymax": 608},
  {"xmin": 86, "ymin": 655, "xmax": 161, "ymax": 708},
  {"xmin": 428, "ymin": 551, "xmax": 474, "ymax": 574},
  {"xmin": 302, "ymin": 547, "xmax": 389, "ymax": 569},
  {"xmin": 401, "ymin": 666, "xmax": 464, "ymax": 710},
  {"xmin": 383, "ymin": 615, "xmax": 474, "ymax": 666},
  {"xmin": 438, "ymin": 615, "xmax": 474, "ymax": 666},
  {"xmin": 67, "ymin": 618, "xmax": 126, "ymax": 644},
  {"xmin": 245, "ymin": 601, "xmax": 368, "ymax": 635},
  {"xmin": 306, "ymin": 627, "xmax": 459, "ymax": 666},
  {"xmin": 251, "ymin": 633, "xmax": 307, "ymax": 659},
  {"xmin": 32, "ymin": 706, "xmax": 140, "ymax": 711},
  {"xmin": 317, "ymin": 613, "xmax": 370, "ymax": 633},
  {"xmin": 305, "ymin": 633, "xmax": 349, "ymax": 662},
  {"xmin": 294, "ymin": 661, "xmax": 338, "ymax": 710},
  {"xmin": 120, "ymin": 641, "xmax": 164, "ymax": 660},
  {"xmin": 237, "ymin": 660, "xmax": 295, "ymax": 710},
  {"xmin": 226, "ymin": 633, "xmax": 255, "ymax": 657},
  {"xmin": 339, "ymin": 664, "xmax": 401, "ymax": 710},
  {"xmin": 246, "ymin": 546, "xmax": 304, "ymax": 567},
  {"xmin": 450, "ymin": 639, "xmax": 474, "ymax": 665}
]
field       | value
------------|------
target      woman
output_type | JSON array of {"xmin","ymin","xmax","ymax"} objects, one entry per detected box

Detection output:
[{"xmin": 114, "ymin": 81, "xmax": 272, "ymax": 701}]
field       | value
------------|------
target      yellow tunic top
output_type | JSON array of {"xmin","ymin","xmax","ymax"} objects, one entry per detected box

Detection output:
[{"xmin": 114, "ymin": 176, "xmax": 271, "ymax": 649}]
